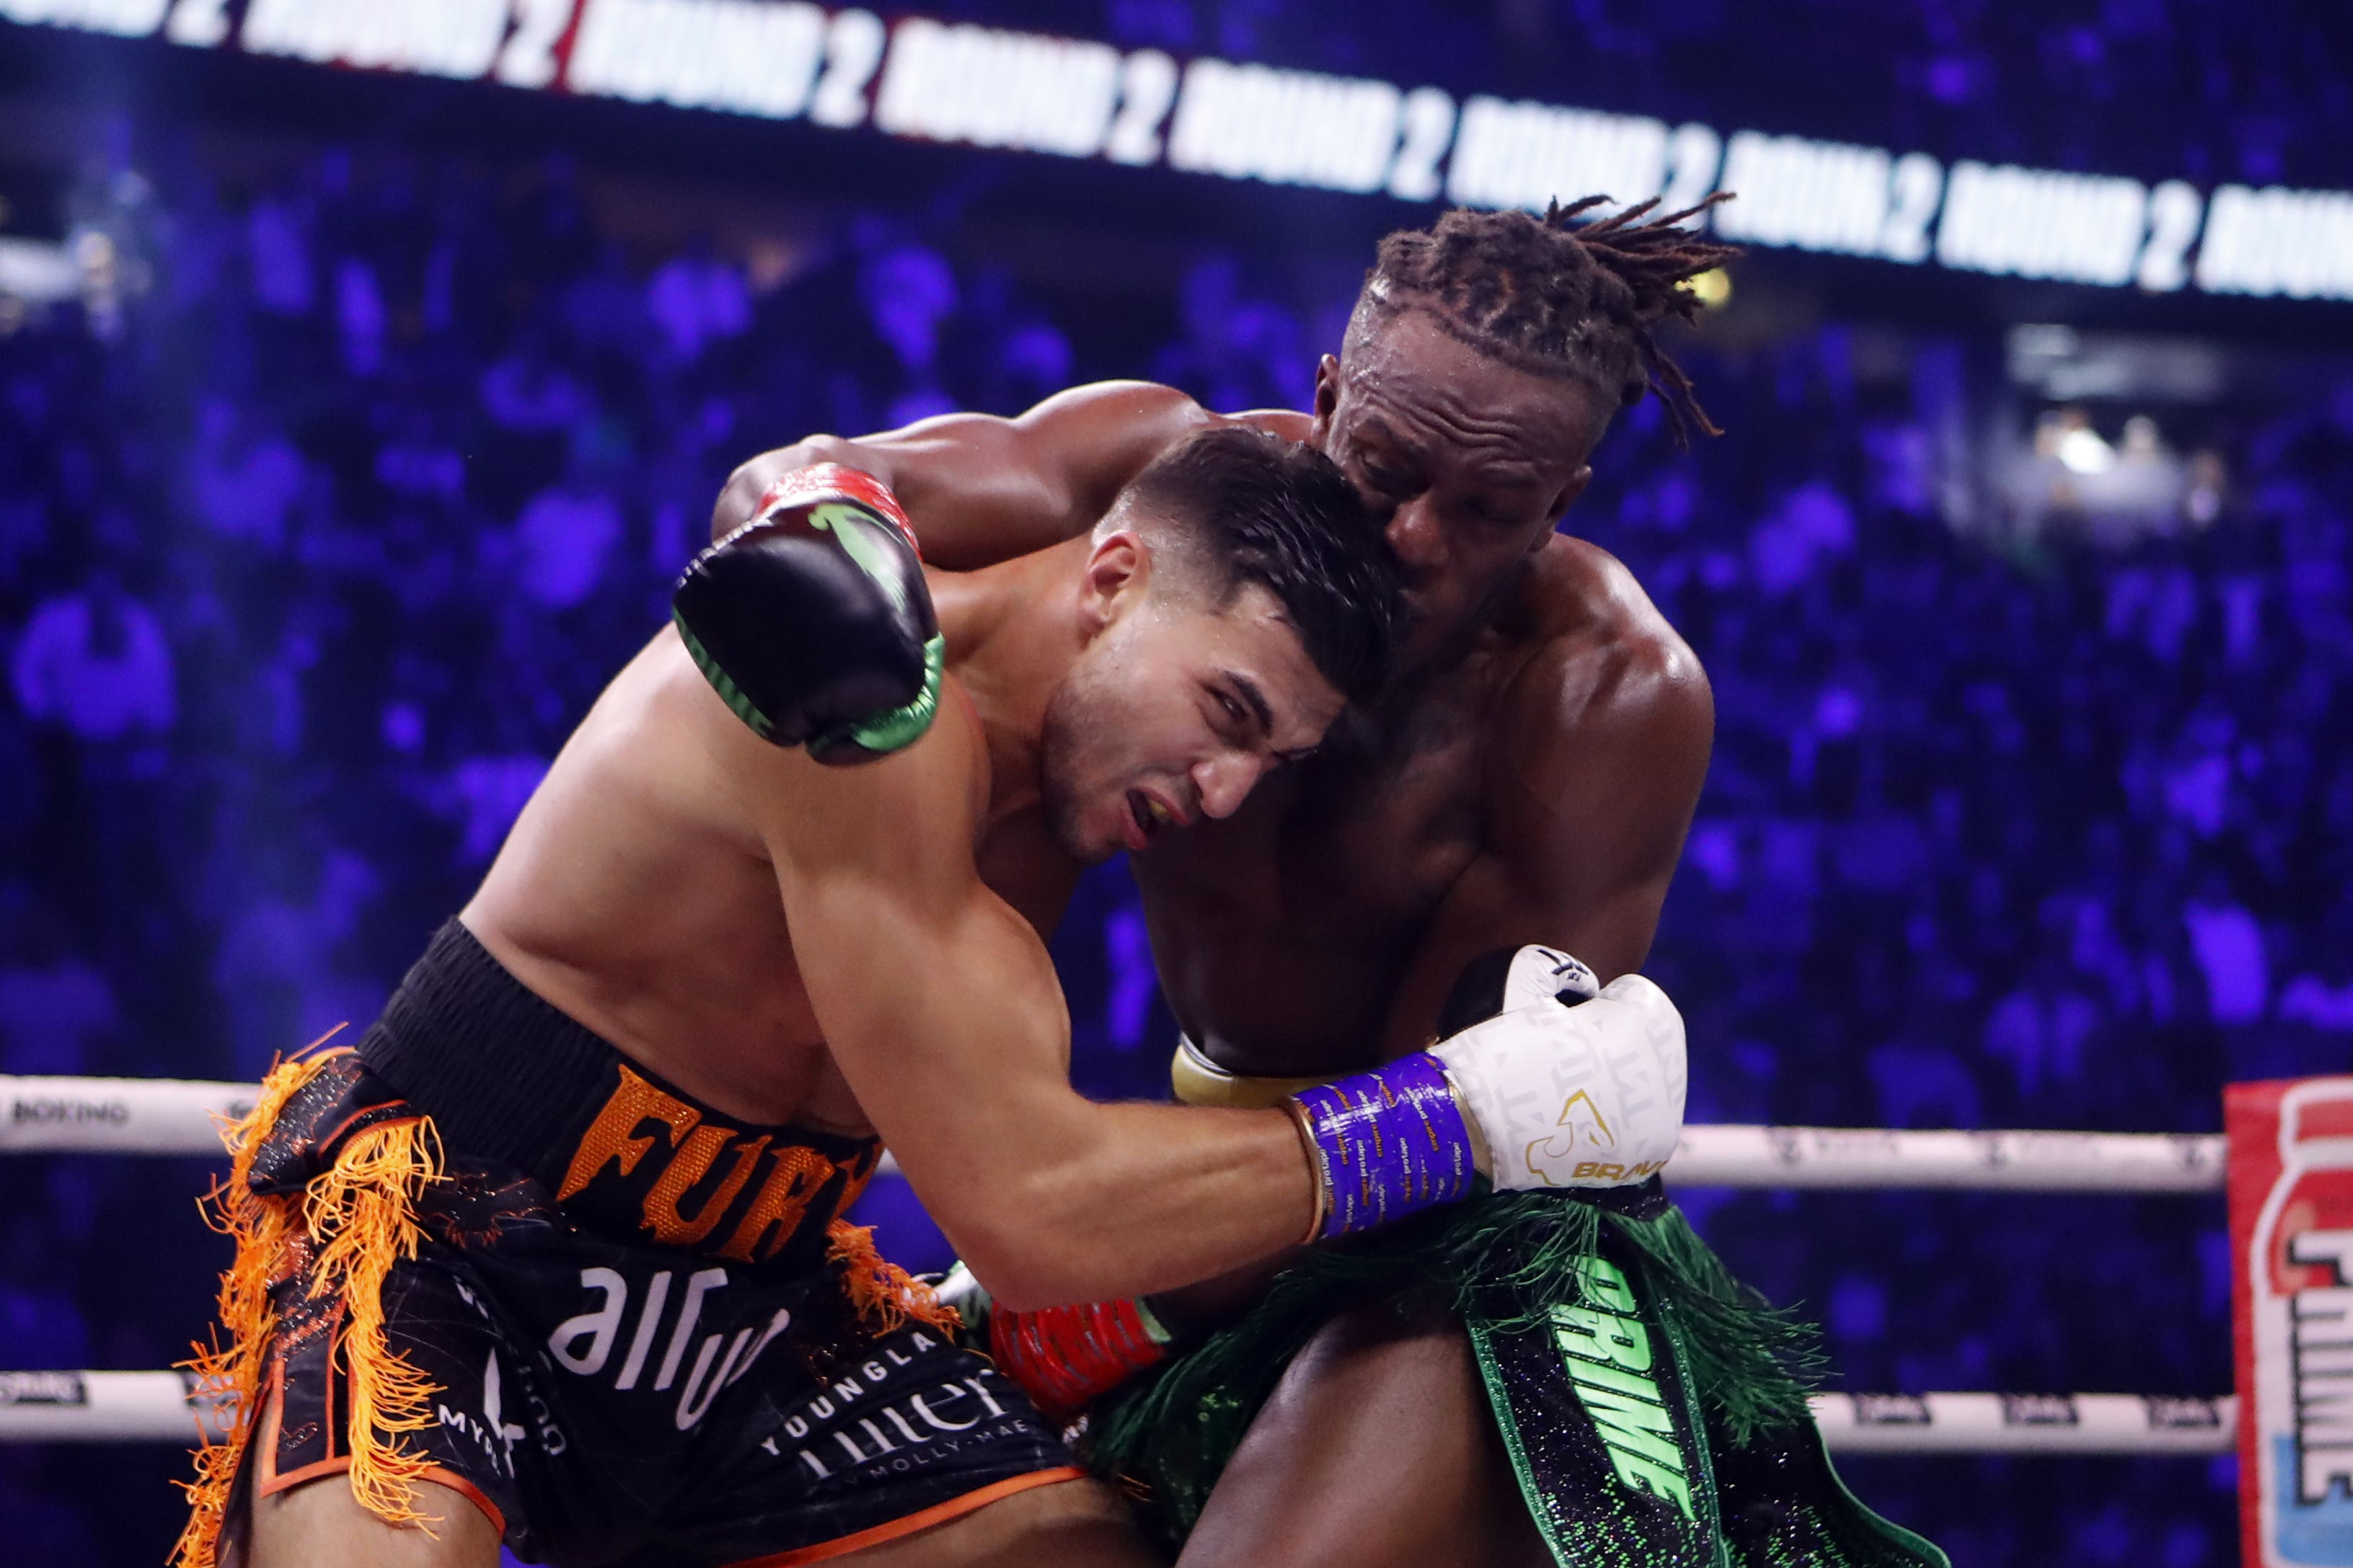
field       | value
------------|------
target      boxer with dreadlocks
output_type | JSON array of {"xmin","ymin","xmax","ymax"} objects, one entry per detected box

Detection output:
[{"xmin": 718, "ymin": 198, "xmax": 1944, "ymax": 1567}]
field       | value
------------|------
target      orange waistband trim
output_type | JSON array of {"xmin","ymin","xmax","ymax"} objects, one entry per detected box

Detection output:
[{"xmin": 725, "ymin": 1466, "xmax": 1090, "ymax": 1567}]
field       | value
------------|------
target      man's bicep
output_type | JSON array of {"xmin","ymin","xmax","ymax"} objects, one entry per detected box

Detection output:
[
  {"xmin": 762, "ymin": 766, "xmax": 1074, "ymax": 1177},
  {"xmin": 1375, "ymin": 821, "xmax": 1688, "ymax": 1055},
  {"xmin": 1009, "ymin": 380, "xmax": 1216, "ymax": 510},
  {"xmin": 850, "ymin": 412, "xmax": 1083, "ymax": 567},
  {"xmin": 1377, "ymin": 665, "xmax": 1711, "ymax": 1052},
  {"xmin": 712, "ymin": 415, "xmax": 1059, "ymax": 559},
  {"xmin": 894, "ymin": 382, "xmax": 1214, "ymax": 566},
  {"xmin": 785, "ymin": 862, "xmax": 1069, "ymax": 1117},
  {"xmin": 1372, "ymin": 854, "xmax": 1637, "ymax": 1055},
  {"xmin": 1507, "ymin": 642, "xmax": 1710, "ymax": 952},
  {"xmin": 718, "ymin": 381, "xmax": 1210, "ymax": 569}
]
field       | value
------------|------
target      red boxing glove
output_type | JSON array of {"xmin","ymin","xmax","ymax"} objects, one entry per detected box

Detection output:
[{"xmin": 987, "ymin": 1297, "xmax": 1171, "ymax": 1422}]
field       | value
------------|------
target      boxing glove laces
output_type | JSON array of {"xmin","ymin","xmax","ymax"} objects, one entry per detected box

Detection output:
[{"xmin": 673, "ymin": 464, "xmax": 944, "ymax": 764}]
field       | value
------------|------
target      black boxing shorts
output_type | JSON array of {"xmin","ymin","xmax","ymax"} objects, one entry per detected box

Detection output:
[{"xmin": 177, "ymin": 921, "xmax": 1081, "ymax": 1568}]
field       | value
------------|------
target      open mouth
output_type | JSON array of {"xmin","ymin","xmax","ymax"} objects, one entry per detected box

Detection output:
[{"xmin": 1126, "ymin": 789, "xmax": 1175, "ymax": 845}]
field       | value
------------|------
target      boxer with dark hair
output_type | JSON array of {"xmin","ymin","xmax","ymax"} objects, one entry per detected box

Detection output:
[
  {"xmin": 177, "ymin": 428, "xmax": 1694, "ymax": 1568},
  {"xmin": 718, "ymin": 199, "xmax": 1943, "ymax": 1566}
]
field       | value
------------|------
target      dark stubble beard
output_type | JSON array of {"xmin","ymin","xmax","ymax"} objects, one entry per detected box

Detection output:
[{"xmin": 1037, "ymin": 669, "xmax": 1113, "ymax": 864}]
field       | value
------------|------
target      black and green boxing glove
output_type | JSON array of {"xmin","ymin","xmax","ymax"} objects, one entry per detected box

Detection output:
[{"xmin": 672, "ymin": 464, "xmax": 944, "ymax": 764}]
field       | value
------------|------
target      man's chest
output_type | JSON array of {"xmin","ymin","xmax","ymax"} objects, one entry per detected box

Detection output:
[
  {"xmin": 1134, "ymin": 712, "xmax": 1490, "ymax": 1061},
  {"xmin": 1253, "ymin": 730, "xmax": 1484, "ymax": 923}
]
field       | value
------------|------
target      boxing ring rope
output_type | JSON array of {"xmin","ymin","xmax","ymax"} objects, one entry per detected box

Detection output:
[
  {"xmin": 0, "ymin": 1075, "xmax": 2230, "ymax": 1190},
  {"xmin": 0, "ymin": 1371, "xmax": 237, "ymax": 1444},
  {"xmin": 0, "ymin": 1075, "xmax": 258, "ymax": 1156},
  {"xmin": 0, "ymin": 1074, "xmax": 2233, "ymax": 1453},
  {"xmin": 1, "ymin": 1375, "xmax": 2233, "ymax": 1453},
  {"xmin": 1808, "ymin": 1393, "xmax": 2233, "ymax": 1456}
]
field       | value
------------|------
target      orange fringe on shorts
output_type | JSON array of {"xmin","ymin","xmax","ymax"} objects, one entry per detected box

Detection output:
[
  {"xmin": 170, "ymin": 1055, "xmax": 950, "ymax": 1567},
  {"xmin": 171, "ymin": 1047, "xmax": 447, "ymax": 1568},
  {"xmin": 827, "ymin": 1220, "xmax": 961, "ymax": 1337}
]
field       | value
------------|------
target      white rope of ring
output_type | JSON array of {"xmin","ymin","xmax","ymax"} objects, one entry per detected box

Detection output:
[
  {"xmin": 0, "ymin": 1075, "xmax": 2235, "ymax": 1456},
  {"xmin": 0, "ymin": 1076, "xmax": 257, "ymax": 1156},
  {"xmin": 0, "ymin": 1075, "xmax": 2228, "ymax": 1191},
  {"xmin": 1809, "ymin": 1392, "xmax": 2235, "ymax": 1454},
  {"xmin": 1666, "ymin": 1122, "xmax": 2225, "ymax": 1192},
  {"xmin": 0, "ymin": 1371, "xmax": 2233, "ymax": 1453},
  {"xmin": 0, "ymin": 1371, "xmax": 237, "ymax": 1443}
]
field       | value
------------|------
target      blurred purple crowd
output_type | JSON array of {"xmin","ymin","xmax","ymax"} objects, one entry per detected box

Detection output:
[{"xmin": 0, "ymin": 121, "xmax": 2347, "ymax": 1561}]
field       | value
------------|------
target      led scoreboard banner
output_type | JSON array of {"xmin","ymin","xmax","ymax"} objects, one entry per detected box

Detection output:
[{"xmin": 6, "ymin": 0, "xmax": 2353, "ymax": 304}]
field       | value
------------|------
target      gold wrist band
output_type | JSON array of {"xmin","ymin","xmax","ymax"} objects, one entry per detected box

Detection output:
[
  {"xmin": 1282, "ymin": 1097, "xmax": 1332, "ymax": 1246},
  {"xmin": 1442, "ymin": 1070, "xmax": 1492, "ymax": 1182}
]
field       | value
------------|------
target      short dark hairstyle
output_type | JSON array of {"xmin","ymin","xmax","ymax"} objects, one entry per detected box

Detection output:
[
  {"xmin": 1118, "ymin": 426, "xmax": 1404, "ymax": 704},
  {"xmin": 1348, "ymin": 195, "xmax": 1740, "ymax": 445}
]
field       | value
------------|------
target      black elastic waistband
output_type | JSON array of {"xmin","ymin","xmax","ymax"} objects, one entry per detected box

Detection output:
[
  {"xmin": 353, "ymin": 921, "xmax": 610, "ymax": 1176},
  {"xmin": 353, "ymin": 919, "xmax": 875, "ymax": 1184}
]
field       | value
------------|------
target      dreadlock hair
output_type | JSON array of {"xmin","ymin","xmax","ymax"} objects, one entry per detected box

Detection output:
[{"xmin": 1348, "ymin": 194, "xmax": 1741, "ymax": 446}]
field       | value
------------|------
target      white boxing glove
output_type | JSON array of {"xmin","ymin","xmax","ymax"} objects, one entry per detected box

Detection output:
[{"xmin": 1429, "ymin": 946, "xmax": 1687, "ymax": 1191}]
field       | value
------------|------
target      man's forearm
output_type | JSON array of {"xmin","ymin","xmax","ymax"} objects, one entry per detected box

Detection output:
[
  {"xmin": 716, "ymin": 425, "xmax": 1086, "ymax": 568},
  {"xmin": 914, "ymin": 1100, "xmax": 1314, "ymax": 1313},
  {"xmin": 712, "ymin": 435, "xmax": 883, "ymax": 540},
  {"xmin": 712, "ymin": 385, "xmax": 1211, "ymax": 565}
]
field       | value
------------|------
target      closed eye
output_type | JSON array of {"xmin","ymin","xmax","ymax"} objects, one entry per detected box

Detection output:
[{"xmin": 1211, "ymin": 671, "xmax": 1275, "ymax": 743}]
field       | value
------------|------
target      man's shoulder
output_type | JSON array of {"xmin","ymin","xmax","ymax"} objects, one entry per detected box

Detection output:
[
  {"xmin": 1496, "ymin": 536, "xmax": 1711, "ymax": 756},
  {"xmin": 1028, "ymin": 377, "xmax": 1198, "ymax": 417},
  {"xmin": 1022, "ymin": 380, "xmax": 1215, "ymax": 448},
  {"xmin": 1231, "ymin": 407, "xmax": 1315, "ymax": 443},
  {"xmin": 1032, "ymin": 381, "xmax": 1311, "ymax": 444},
  {"xmin": 646, "ymin": 629, "xmax": 989, "ymax": 860}
]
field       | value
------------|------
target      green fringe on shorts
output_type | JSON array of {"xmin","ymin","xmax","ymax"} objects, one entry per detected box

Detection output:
[{"xmin": 1085, "ymin": 1189, "xmax": 1827, "ymax": 1541}]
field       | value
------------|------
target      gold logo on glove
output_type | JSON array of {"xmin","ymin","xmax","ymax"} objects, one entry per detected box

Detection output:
[{"xmin": 1522, "ymin": 1089, "xmax": 1619, "ymax": 1185}]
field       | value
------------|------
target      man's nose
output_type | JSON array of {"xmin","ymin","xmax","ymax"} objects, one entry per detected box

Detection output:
[
  {"xmin": 1385, "ymin": 497, "xmax": 1446, "ymax": 575},
  {"xmin": 1191, "ymin": 750, "xmax": 1268, "ymax": 820}
]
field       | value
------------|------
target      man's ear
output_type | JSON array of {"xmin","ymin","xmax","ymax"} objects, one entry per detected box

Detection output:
[
  {"xmin": 1079, "ymin": 530, "xmax": 1149, "ymax": 632},
  {"xmin": 1309, "ymin": 355, "xmax": 1342, "ymax": 440},
  {"xmin": 1542, "ymin": 465, "xmax": 1594, "ymax": 544}
]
